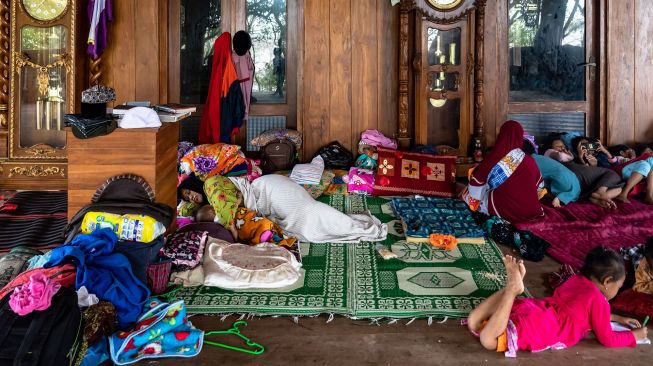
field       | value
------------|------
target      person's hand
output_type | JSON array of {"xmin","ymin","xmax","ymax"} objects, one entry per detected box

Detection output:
[
  {"xmin": 597, "ymin": 141, "xmax": 610, "ymax": 156},
  {"xmin": 585, "ymin": 153, "xmax": 598, "ymax": 167},
  {"xmin": 615, "ymin": 315, "xmax": 641, "ymax": 328},
  {"xmin": 633, "ymin": 326, "xmax": 648, "ymax": 340},
  {"xmin": 552, "ymin": 197, "xmax": 561, "ymax": 208}
]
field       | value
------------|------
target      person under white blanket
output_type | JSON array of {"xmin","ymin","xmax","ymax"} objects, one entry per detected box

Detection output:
[{"xmin": 229, "ymin": 174, "xmax": 387, "ymax": 243}]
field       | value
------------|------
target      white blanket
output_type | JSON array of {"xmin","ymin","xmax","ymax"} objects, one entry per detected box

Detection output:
[{"xmin": 230, "ymin": 175, "xmax": 387, "ymax": 243}]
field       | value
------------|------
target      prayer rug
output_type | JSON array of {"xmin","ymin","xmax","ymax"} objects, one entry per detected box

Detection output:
[
  {"xmin": 515, "ymin": 200, "xmax": 653, "ymax": 269},
  {"xmin": 0, "ymin": 191, "xmax": 67, "ymax": 252},
  {"xmin": 177, "ymin": 195, "xmax": 509, "ymax": 319}
]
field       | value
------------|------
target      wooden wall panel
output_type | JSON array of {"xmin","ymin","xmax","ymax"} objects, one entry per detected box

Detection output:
[
  {"xmin": 606, "ymin": 0, "xmax": 635, "ymax": 145},
  {"xmin": 483, "ymin": 0, "xmax": 498, "ymax": 147},
  {"xmin": 634, "ymin": 0, "xmax": 653, "ymax": 142},
  {"xmin": 302, "ymin": 0, "xmax": 331, "ymax": 158},
  {"xmin": 104, "ymin": 0, "xmax": 162, "ymax": 106},
  {"xmin": 301, "ymin": 0, "xmax": 399, "ymax": 159},
  {"xmin": 329, "ymin": 1, "xmax": 352, "ymax": 152},
  {"xmin": 352, "ymin": 0, "xmax": 379, "ymax": 149}
]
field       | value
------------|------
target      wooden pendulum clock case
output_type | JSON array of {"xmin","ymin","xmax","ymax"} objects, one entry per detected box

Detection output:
[
  {"xmin": 397, "ymin": 0, "xmax": 486, "ymax": 159},
  {"xmin": 0, "ymin": 0, "xmax": 77, "ymax": 189}
]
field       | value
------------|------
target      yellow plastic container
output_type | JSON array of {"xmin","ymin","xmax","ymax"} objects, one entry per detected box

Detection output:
[{"xmin": 81, "ymin": 212, "xmax": 166, "ymax": 243}]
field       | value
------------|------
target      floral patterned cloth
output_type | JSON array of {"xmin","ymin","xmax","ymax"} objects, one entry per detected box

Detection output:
[
  {"xmin": 346, "ymin": 167, "xmax": 375, "ymax": 195},
  {"xmin": 109, "ymin": 299, "xmax": 203, "ymax": 365},
  {"xmin": 203, "ymin": 176, "xmax": 241, "ymax": 227},
  {"xmin": 177, "ymin": 200, "xmax": 200, "ymax": 217},
  {"xmin": 160, "ymin": 231, "xmax": 208, "ymax": 272},
  {"xmin": 179, "ymin": 143, "xmax": 247, "ymax": 181},
  {"xmin": 234, "ymin": 207, "xmax": 297, "ymax": 247}
]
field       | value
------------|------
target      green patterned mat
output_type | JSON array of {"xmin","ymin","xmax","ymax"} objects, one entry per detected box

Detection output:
[{"xmin": 177, "ymin": 195, "xmax": 508, "ymax": 319}]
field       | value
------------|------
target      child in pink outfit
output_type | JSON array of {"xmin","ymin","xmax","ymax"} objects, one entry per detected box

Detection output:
[{"xmin": 467, "ymin": 248, "xmax": 647, "ymax": 357}]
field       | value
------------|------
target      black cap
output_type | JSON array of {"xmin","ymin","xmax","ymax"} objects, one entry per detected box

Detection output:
[{"xmin": 233, "ymin": 30, "xmax": 252, "ymax": 56}]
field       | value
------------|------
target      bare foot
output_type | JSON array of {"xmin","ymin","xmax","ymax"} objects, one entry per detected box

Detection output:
[
  {"xmin": 614, "ymin": 194, "xmax": 630, "ymax": 204},
  {"xmin": 552, "ymin": 197, "xmax": 561, "ymax": 208},
  {"xmin": 589, "ymin": 197, "xmax": 610, "ymax": 209},
  {"xmin": 503, "ymin": 255, "xmax": 525, "ymax": 295},
  {"xmin": 517, "ymin": 259, "xmax": 526, "ymax": 280}
]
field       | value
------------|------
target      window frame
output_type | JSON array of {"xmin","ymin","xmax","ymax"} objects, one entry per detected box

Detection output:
[{"xmin": 167, "ymin": 0, "xmax": 301, "ymax": 133}]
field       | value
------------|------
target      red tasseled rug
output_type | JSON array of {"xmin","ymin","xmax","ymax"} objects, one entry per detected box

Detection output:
[{"xmin": 515, "ymin": 200, "xmax": 653, "ymax": 269}]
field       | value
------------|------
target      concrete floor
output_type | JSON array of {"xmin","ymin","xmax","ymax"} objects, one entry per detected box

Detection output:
[{"xmin": 150, "ymin": 245, "xmax": 652, "ymax": 366}]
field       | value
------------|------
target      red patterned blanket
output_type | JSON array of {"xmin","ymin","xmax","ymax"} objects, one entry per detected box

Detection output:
[{"xmin": 515, "ymin": 200, "xmax": 653, "ymax": 269}]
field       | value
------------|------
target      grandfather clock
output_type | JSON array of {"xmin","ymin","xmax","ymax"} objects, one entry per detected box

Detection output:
[
  {"xmin": 0, "ymin": 0, "xmax": 76, "ymax": 189},
  {"xmin": 397, "ymin": 0, "xmax": 486, "ymax": 158}
]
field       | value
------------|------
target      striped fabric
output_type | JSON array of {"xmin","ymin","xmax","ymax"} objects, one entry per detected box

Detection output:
[
  {"xmin": 0, "ymin": 191, "xmax": 67, "ymax": 252},
  {"xmin": 245, "ymin": 115, "xmax": 286, "ymax": 151}
]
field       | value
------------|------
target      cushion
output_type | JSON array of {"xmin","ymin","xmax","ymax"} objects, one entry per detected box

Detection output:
[
  {"xmin": 372, "ymin": 147, "xmax": 456, "ymax": 197},
  {"xmin": 611, "ymin": 289, "xmax": 653, "ymax": 319},
  {"xmin": 160, "ymin": 230, "xmax": 208, "ymax": 271},
  {"xmin": 179, "ymin": 143, "xmax": 247, "ymax": 181},
  {"xmin": 250, "ymin": 128, "xmax": 302, "ymax": 149}
]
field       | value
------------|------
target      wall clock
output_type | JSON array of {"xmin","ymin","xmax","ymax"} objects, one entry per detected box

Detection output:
[
  {"xmin": 22, "ymin": 0, "xmax": 69, "ymax": 22},
  {"xmin": 427, "ymin": 0, "xmax": 463, "ymax": 11}
]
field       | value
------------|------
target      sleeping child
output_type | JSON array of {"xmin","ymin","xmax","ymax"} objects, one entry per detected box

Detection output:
[
  {"xmin": 468, "ymin": 248, "xmax": 647, "ymax": 357},
  {"xmin": 633, "ymin": 237, "xmax": 653, "ymax": 295}
]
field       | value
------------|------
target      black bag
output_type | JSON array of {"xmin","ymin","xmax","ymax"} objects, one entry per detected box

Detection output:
[
  {"xmin": 260, "ymin": 139, "xmax": 297, "ymax": 174},
  {"xmin": 64, "ymin": 114, "xmax": 117, "ymax": 139},
  {"xmin": 63, "ymin": 174, "xmax": 175, "ymax": 283},
  {"xmin": 0, "ymin": 287, "xmax": 83, "ymax": 366},
  {"xmin": 314, "ymin": 141, "xmax": 353, "ymax": 169}
]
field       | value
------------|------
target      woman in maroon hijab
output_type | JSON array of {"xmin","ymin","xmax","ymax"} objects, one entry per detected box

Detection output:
[{"xmin": 463, "ymin": 120, "xmax": 544, "ymax": 223}]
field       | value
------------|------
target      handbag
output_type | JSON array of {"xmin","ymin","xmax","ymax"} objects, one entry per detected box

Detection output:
[
  {"xmin": 65, "ymin": 114, "xmax": 117, "ymax": 139},
  {"xmin": 314, "ymin": 141, "xmax": 353, "ymax": 169},
  {"xmin": 260, "ymin": 139, "xmax": 297, "ymax": 174}
]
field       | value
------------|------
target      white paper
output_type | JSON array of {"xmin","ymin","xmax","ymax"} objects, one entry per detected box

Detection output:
[{"xmin": 610, "ymin": 321, "xmax": 651, "ymax": 345}]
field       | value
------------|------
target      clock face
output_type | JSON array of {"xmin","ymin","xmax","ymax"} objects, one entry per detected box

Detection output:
[
  {"xmin": 22, "ymin": 0, "xmax": 69, "ymax": 22},
  {"xmin": 427, "ymin": 0, "xmax": 464, "ymax": 10}
]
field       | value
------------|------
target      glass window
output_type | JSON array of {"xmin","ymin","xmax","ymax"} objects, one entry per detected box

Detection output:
[
  {"xmin": 247, "ymin": 0, "xmax": 287, "ymax": 104},
  {"xmin": 19, "ymin": 25, "xmax": 68, "ymax": 148},
  {"xmin": 508, "ymin": 0, "xmax": 585, "ymax": 102},
  {"xmin": 180, "ymin": 0, "xmax": 220, "ymax": 104}
]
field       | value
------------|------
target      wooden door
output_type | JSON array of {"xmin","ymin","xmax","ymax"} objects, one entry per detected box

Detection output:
[{"xmin": 498, "ymin": 0, "xmax": 599, "ymax": 143}]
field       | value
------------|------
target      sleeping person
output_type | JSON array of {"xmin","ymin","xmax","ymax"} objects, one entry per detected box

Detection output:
[
  {"xmin": 184, "ymin": 172, "xmax": 387, "ymax": 243},
  {"xmin": 522, "ymin": 139, "xmax": 580, "ymax": 208},
  {"xmin": 229, "ymin": 174, "xmax": 387, "ymax": 243},
  {"xmin": 545, "ymin": 136, "xmax": 623, "ymax": 209}
]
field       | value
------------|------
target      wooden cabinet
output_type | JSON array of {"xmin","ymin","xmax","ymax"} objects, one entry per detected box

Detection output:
[
  {"xmin": 397, "ymin": 0, "xmax": 486, "ymax": 156},
  {"xmin": 66, "ymin": 123, "xmax": 179, "ymax": 219}
]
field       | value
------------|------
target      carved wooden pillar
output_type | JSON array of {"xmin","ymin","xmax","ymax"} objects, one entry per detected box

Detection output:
[
  {"xmin": 397, "ymin": 2, "xmax": 411, "ymax": 150},
  {"xmin": 89, "ymin": 56, "xmax": 102, "ymax": 86},
  {"xmin": 473, "ymin": 0, "xmax": 486, "ymax": 147},
  {"xmin": 0, "ymin": 0, "xmax": 9, "ymax": 129}
]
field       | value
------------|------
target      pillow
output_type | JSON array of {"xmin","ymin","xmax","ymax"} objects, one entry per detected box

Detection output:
[
  {"xmin": 176, "ymin": 222, "xmax": 235, "ymax": 243},
  {"xmin": 290, "ymin": 156, "xmax": 325, "ymax": 185},
  {"xmin": 611, "ymin": 289, "xmax": 653, "ymax": 319},
  {"xmin": 250, "ymin": 128, "xmax": 302, "ymax": 149},
  {"xmin": 160, "ymin": 230, "xmax": 208, "ymax": 271},
  {"xmin": 179, "ymin": 143, "xmax": 247, "ymax": 181},
  {"xmin": 276, "ymin": 169, "xmax": 334, "ymax": 199},
  {"xmin": 372, "ymin": 147, "xmax": 456, "ymax": 197}
]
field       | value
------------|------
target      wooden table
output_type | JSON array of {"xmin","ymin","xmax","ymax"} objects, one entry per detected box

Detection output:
[{"xmin": 66, "ymin": 123, "xmax": 179, "ymax": 219}]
